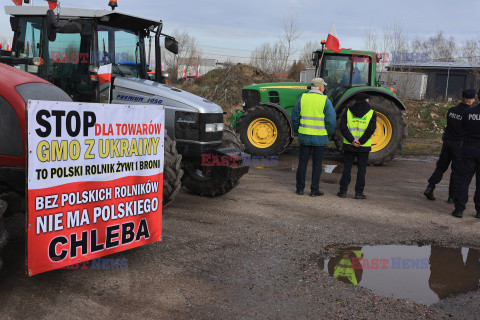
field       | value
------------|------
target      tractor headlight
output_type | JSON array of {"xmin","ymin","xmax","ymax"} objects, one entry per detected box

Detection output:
[{"xmin": 205, "ymin": 123, "xmax": 224, "ymax": 132}]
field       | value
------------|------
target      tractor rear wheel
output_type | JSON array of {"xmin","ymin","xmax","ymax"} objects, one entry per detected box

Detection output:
[
  {"xmin": 237, "ymin": 105, "xmax": 291, "ymax": 156},
  {"xmin": 0, "ymin": 200, "xmax": 8, "ymax": 272},
  {"xmin": 334, "ymin": 95, "xmax": 407, "ymax": 165},
  {"xmin": 163, "ymin": 133, "xmax": 183, "ymax": 207},
  {"xmin": 182, "ymin": 125, "xmax": 247, "ymax": 196}
]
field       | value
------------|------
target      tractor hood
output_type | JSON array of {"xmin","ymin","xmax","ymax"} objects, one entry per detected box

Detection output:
[
  {"xmin": 112, "ymin": 77, "xmax": 223, "ymax": 114},
  {"xmin": 243, "ymin": 82, "xmax": 309, "ymax": 91}
]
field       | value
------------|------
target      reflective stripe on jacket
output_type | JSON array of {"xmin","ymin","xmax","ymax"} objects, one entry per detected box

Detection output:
[
  {"xmin": 298, "ymin": 93, "xmax": 328, "ymax": 136},
  {"xmin": 344, "ymin": 109, "xmax": 375, "ymax": 147},
  {"xmin": 333, "ymin": 258, "xmax": 358, "ymax": 285}
]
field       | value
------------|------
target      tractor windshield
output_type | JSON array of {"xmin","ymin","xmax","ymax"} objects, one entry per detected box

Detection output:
[
  {"xmin": 321, "ymin": 54, "xmax": 370, "ymax": 101},
  {"xmin": 321, "ymin": 55, "xmax": 350, "ymax": 100},
  {"xmin": 97, "ymin": 25, "xmax": 144, "ymax": 79},
  {"xmin": 15, "ymin": 17, "xmax": 42, "ymax": 74}
]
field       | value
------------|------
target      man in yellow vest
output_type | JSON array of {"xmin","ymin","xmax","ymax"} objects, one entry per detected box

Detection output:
[
  {"xmin": 291, "ymin": 78, "xmax": 336, "ymax": 196},
  {"xmin": 337, "ymin": 93, "xmax": 377, "ymax": 199}
]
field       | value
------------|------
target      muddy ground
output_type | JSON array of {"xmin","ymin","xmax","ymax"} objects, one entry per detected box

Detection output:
[{"xmin": 1, "ymin": 147, "xmax": 479, "ymax": 319}]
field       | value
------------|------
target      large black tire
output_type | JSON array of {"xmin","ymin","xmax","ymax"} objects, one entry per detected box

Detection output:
[
  {"xmin": 163, "ymin": 133, "xmax": 183, "ymax": 207},
  {"xmin": 333, "ymin": 95, "xmax": 407, "ymax": 165},
  {"xmin": 237, "ymin": 105, "xmax": 292, "ymax": 156},
  {"xmin": 0, "ymin": 200, "xmax": 8, "ymax": 272},
  {"xmin": 182, "ymin": 125, "xmax": 247, "ymax": 197}
]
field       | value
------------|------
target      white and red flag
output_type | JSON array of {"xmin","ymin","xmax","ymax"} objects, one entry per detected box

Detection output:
[
  {"xmin": 325, "ymin": 22, "xmax": 340, "ymax": 53},
  {"xmin": 182, "ymin": 65, "xmax": 187, "ymax": 79},
  {"xmin": 47, "ymin": 0, "xmax": 58, "ymax": 10},
  {"xmin": 98, "ymin": 64, "xmax": 112, "ymax": 83},
  {"xmin": 196, "ymin": 66, "xmax": 201, "ymax": 77}
]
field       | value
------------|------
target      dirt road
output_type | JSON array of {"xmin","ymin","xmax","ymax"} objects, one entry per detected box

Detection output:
[{"xmin": 1, "ymin": 148, "xmax": 479, "ymax": 319}]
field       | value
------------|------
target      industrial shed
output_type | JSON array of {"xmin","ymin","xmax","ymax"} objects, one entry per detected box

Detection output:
[{"xmin": 386, "ymin": 62, "xmax": 480, "ymax": 101}]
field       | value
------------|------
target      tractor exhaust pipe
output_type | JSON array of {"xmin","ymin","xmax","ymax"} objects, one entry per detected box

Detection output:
[{"xmin": 155, "ymin": 23, "xmax": 164, "ymax": 84}]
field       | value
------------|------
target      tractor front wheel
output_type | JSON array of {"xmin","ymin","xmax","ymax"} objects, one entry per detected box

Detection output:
[
  {"xmin": 163, "ymin": 133, "xmax": 183, "ymax": 207},
  {"xmin": 237, "ymin": 105, "xmax": 292, "ymax": 156},
  {"xmin": 334, "ymin": 95, "xmax": 407, "ymax": 165}
]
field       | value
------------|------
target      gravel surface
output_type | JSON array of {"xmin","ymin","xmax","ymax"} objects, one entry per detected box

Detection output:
[{"xmin": 0, "ymin": 148, "xmax": 479, "ymax": 319}]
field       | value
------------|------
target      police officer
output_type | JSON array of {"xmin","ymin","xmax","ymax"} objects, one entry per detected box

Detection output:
[
  {"xmin": 291, "ymin": 78, "xmax": 336, "ymax": 196},
  {"xmin": 452, "ymin": 90, "xmax": 480, "ymax": 218},
  {"xmin": 424, "ymin": 89, "xmax": 476, "ymax": 203},
  {"xmin": 337, "ymin": 93, "xmax": 376, "ymax": 199}
]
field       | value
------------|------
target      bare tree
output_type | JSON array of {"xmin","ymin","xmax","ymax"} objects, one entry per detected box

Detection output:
[
  {"xmin": 461, "ymin": 38, "xmax": 480, "ymax": 89},
  {"xmin": 362, "ymin": 22, "xmax": 379, "ymax": 53},
  {"xmin": 412, "ymin": 31, "xmax": 456, "ymax": 62},
  {"xmin": 299, "ymin": 41, "xmax": 322, "ymax": 67},
  {"xmin": 250, "ymin": 41, "xmax": 287, "ymax": 74},
  {"xmin": 162, "ymin": 30, "xmax": 202, "ymax": 79},
  {"xmin": 250, "ymin": 15, "xmax": 300, "ymax": 74},
  {"xmin": 280, "ymin": 15, "xmax": 300, "ymax": 73},
  {"xmin": 461, "ymin": 38, "xmax": 480, "ymax": 62}
]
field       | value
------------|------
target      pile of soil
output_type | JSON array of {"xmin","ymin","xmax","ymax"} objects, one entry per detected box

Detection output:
[
  {"xmin": 403, "ymin": 100, "xmax": 454, "ymax": 134},
  {"xmin": 180, "ymin": 64, "xmax": 288, "ymax": 113}
]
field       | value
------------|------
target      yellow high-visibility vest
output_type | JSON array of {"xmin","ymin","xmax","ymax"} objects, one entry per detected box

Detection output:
[
  {"xmin": 344, "ymin": 109, "xmax": 374, "ymax": 147},
  {"xmin": 333, "ymin": 250, "xmax": 362, "ymax": 285},
  {"xmin": 298, "ymin": 93, "xmax": 328, "ymax": 136}
]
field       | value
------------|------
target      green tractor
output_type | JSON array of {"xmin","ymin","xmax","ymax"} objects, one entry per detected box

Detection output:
[{"xmin": 231, "ymin": 48, "xmax": 407, "ymax": 165}]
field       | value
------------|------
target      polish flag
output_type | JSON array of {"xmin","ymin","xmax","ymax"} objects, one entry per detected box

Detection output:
[
  {"xmin": 98, "ymin": 64, "xmax": 112, "ymax": 83},
  {"xmin": 182, "ymin": 66, "xmax": 187, "ymax": 79},
  {"xmin": 7, "ymin": 41, "xmax": 12, "ymax": 51},
  {"xmin": 325, "ymin": 22, "xmax": 341, "ymax": 53},
  {"xmin": 47, "ymin": 1, "xmax": 58, "ymax": 11},
  {"xmin": 196, "ymin": 66, "xmax": 200, "ymax": 77},
  {"xmin": 11, "ymin": 0, "xmax": 22, "ymax": 6}
]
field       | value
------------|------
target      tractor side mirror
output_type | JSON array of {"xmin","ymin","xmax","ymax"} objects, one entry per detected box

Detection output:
[
  {"xmin": 312, "ymin": 52, "xmax": 319, "ymax": 62},
  {"xmin": 46, "ymin": 10, "xmax": 59, "ymax": 42},
  {"xmin": 165, "ymin": 37, "xmax": 178, "ymax": 54}
]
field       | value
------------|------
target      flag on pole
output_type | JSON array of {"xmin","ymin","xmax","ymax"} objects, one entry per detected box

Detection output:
[
  {"xmin": 325, "ymin": 22, "xmax": 340, "ymax": 53},
  {"xmin": 182, "ymin": 66, "xmax": 187, "ymax": 80},
  {"xmin": 196, "ymin": 66, "xmax": 200, "ymax": 77},
  {"xmin": 98, "ymin": 64, "xmax": 112, "ymax": 83},
  {"xmin": 47, "ymin": 1, "xmax": 58, "ymax": 11},
  {"xmin": 11, "ymin": 0, "xmax": 22, "ymax": 6}
]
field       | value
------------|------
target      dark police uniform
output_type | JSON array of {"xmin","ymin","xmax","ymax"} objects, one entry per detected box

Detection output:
[
  {"xmin": 453, "ymin": 102, "xmax": 480, "ymax": 218},
  {"xmin": 424, "ymin": 103, "xmax": 469, "ymax": 201}
]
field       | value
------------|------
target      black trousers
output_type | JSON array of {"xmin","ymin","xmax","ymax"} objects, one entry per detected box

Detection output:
[
  {"xmin": 454, "ymin": 146, "xmax": 480, "ymax": 213},
  {"xmin": 428, "ymin": 140, "xmax": 463, "ymax": 198},
  {"xmin": 296, "ymin": 145, "xmax": 325, "ymax": 192},
  {"xmin": 339, "ymin": 151, "xmax": 369, "ymax": 194}
]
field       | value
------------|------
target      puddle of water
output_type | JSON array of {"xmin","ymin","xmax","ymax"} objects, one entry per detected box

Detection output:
[
  {"xmin": 319, "ymin": 245, "xmax": 480, "ymax": 306},
  {"xmin": 324, "ymin": 165, "xmax": 337, "ymax": 174}
]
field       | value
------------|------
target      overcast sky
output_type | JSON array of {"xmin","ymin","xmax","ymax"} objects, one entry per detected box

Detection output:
[{"xmin": 1, "ymin": 0, "xmax": 479, "ymax": 62}]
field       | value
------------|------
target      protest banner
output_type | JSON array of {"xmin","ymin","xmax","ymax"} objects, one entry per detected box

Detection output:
[{"xmin": 27, "ymin": 101, "xmax": 164, "ymax": 276}]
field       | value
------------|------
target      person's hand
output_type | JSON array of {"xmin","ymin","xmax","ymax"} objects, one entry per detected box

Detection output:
[{"xmin": 353, "ymin": 140, "xmax": 361, "ymax": 147}]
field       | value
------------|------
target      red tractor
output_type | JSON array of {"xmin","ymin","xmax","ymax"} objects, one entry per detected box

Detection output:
[{"xmin": 0, "ymin": 62, "xmax": 72, "ymax": 270}]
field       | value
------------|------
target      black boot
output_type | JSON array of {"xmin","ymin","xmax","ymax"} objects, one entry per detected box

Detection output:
[
  {"xmin": 451, "ymin": 210, "xmax": 463, "ymax": 218},
  {"xmin": 424, "ymin": 185, "xmax": 436, "ymax": 201},
  {"xmin": 475, "ymin": 212, "xmax": 480, "ymax": 219}
]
